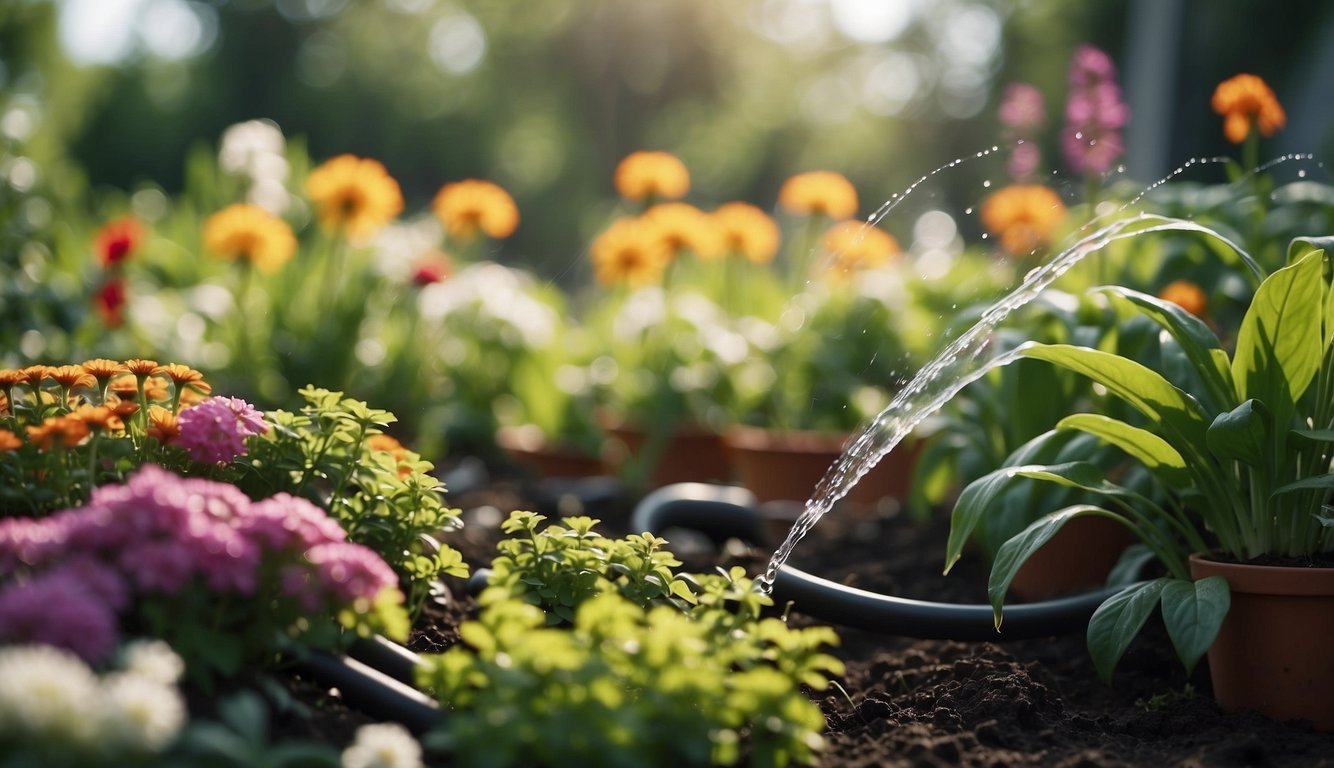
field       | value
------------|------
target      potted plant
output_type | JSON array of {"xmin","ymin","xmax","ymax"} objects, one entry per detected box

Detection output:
[{"xmin": 946, "ymin": 234, "xmax": 1334, "ymax": 728}]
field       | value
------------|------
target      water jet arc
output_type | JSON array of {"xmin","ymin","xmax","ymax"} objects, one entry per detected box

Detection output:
[{"xmin": 632, "ymin": 483, "xmax": 1134, "ymax": 641}]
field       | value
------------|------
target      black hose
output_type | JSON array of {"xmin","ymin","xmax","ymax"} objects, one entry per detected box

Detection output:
[
  {"xmin": 348, "ymin": 635, "xmax": 425, "ymax": 686},
  {"xmin": 292, "ymin": 650, "xmax": 441, "ymax": 734},
  {"xmin": 632, "ymin": 482, "xmax": 1130, "ymax": 641}
]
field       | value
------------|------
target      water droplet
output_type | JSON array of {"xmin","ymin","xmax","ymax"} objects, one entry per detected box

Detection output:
[
  {"xmin": 1074, "ymin": 131, "xmax": 1084, "ymax": 140},
  {"xmin": 1298, "ymin": 169, "xmax": 1307, "ymax": 178},
  {"xmin": 963, "ymin": 207, "xmax": 973, "ymax": 215},
  {"xmin": 980, "ymin": 232, "xmax": 989, "ymax": 239},
  {"xmin": 982, "ymin": 179, "xmax": 991, "ymax": 188}
]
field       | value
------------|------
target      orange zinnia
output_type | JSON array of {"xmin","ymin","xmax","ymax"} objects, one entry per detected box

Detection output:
[
  {"xmin": 153, "ymin": 364, "xmax": 213, "ymax": 397},
  {"xmin": 1158, "ymin": 280, "xmax": 1208, "ymax": 319},
  {"xmin": 1211, "ymin": 74, "xmax": 1285, "ymax": 144},
  {"xmin": 20, "ymin": 365, "xmax": 50, "ymax": 388},
  {"xmin": 979, "ymin": 185, "xmax": 1067, "ymax": 257},
  {"xmin": 145, "ymin": 406, "xmax": 181, "ymax": 445},
  {"xmin": 590, "ymin": 217, "xmax": 671, "ymax": 287},
  {"xmin": 0, "ymin": 428, "xmax": 20, "ymax": 451},
  {"xmin": 712, "ymin": 202, "xmax": 780, "ymax": 265},
  {"xmin": 614, "ymin": 151, "xmax": 690, "ymax": 203},
  {"xmin": 432, "ymin": 179, "xmax": 519, "ymax": 242},
  {"xmin": 203, "ymin": 204, "xmax": 298, "ymax": 275},
  {"xmin": 123, "ymin": 359, "xmax": 160, "ymax": 377},
  {"xmin": 27, "ymin": 416, "xmax": 91, "ymax": 450},
  {"xmin": 366, "ymin": 433, "xmax": 413, "ymax": 478},
  {"xmin": 69, "ymin": 404, "xmax": 125, "ymax": 433},
  {"xmin": 823, "ymin": 221, "xmax": 900, "ymax": 278},
  {"xmin": 643, "ymin": 202, "xmax": 721, "ymax": 261},
  {"xmin": 305, "ymin": 154, "xmax": 404, "ymax": 240},
  {"xmin": 778, "ymin": 171, "xmax": 859, "ymax": 220},
  {"xmin": 48, "ymin": 364, "xmax": 97, "ymax": 391}
]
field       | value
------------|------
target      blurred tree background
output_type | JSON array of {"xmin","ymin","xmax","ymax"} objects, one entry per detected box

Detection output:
[{"xmin": 3, "ymin": 0, "xmax": 1332, "ymax": 282}]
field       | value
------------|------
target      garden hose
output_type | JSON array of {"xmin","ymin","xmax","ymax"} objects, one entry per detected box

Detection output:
[{"xmin": 630, "ymin": 482, "xmax": 1134, "ymax": 641}]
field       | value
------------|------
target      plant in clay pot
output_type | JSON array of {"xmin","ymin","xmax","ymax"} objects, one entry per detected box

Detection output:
[{"xmin": 946, "ymin": 232, "xmax": 1334, "ymax": 728}]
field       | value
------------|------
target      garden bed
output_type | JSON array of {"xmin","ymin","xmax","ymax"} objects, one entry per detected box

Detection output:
[{"xmin": 404, "ymin": 469, "xmax": 1334, "ymax": 767}]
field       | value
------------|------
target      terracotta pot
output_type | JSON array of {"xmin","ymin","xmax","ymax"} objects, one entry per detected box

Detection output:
[
  {"xmin": 1189, "ymin": 553, "xmax": 1334, "ymax": 730},
  {"xmin": 1006, "ymin": 515, "xmax": 1133, "ymax": 601},
  {"xmin": 600, "ymin": 420, "xmax": 732, "ymax": 488},
  {"xmin": 722, "ymin": 425, "xmax": 920, "ymax": 507},
  {"xmin": 495, "ymin": 425, "xmax": 605, "ymax": 479}
]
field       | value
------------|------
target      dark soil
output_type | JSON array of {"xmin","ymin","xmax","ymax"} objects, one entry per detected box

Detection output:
[{"xmin": 279, "ymin": 470, "xmax": 1334, "ymax": 766}]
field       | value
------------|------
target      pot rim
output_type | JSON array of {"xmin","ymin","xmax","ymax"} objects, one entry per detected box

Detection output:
[{"xmin": 1188, "ymin": 551, "xmax": 1334, "ymax": 596}]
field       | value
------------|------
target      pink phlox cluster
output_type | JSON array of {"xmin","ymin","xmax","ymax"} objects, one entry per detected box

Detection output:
[
  {"xmin": 0, "ymin": 465, "xmax": 400, "ymax": 662},
  {"xmin": 0, "ymin": 566, "xmax": 121, "ymax": 662},
  {"xmin": 1062, "ymin": 45, "xmax": 1130, "ymax": 175},
  {"xmin": 999, "ymin": 82, "xmax": 1047, "ymax": 183},
  {"xmin": 175, "ymin": 396, "xmax": 269, "ymax": 464}
]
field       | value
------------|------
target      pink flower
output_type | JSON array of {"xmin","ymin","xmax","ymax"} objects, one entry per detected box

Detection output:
[
  {"xmin": 1062, "ymin": 45, "xmax": 1129, "ymax": 176},
  {"xmin": 305, "ymin": 542, "xmax": 400, "ymax": 605},
  {"xmin": 244, "ymin": 493, "xmax": 348, "ymax": 551},
  {"xmin": 0, "ymin": 569, "xmax": 121, "ymax": 662},
  {"xmin": 999, "ymin": 83, "xmax": 1045, "ymax": 134},
  {"xmin": 175, "ymin": 397, "xmax": 267, "ymax": 464}
]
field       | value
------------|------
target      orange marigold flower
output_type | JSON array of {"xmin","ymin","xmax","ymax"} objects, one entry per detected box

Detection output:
[
  {"xmin": 145, "ymin": 406, "xmax": 181, "ymax": 445},
  {"xmin": 82, "ymin": 359, "xmax": 128, "ymax": 380},
  {"xmin": 1211, "ymin": 74, "xmax": 1285, "ymax": 144},
  {"xmin": 20, "ymin": 365, "xmax": 50, "ymax": 388},
  {"xmin": 590, "ymin": 217, "xmax": 671, "ymax": 288},
  {"xmin": 69, "ymin": 404, "xmax": 124, "ymax": 433},
  {"xmin": 93, "ymin": 278, "xmax": 129, "ymax": 328},
  {"xmin": 0, "ymin": 368, "xmax": 25, "ymax": 387},
  {"xmin": 27, "ymin": 416, "xmax": 91, "ymax": 450},
  {"xmin": 0, "ymin": 392, "xmax": 7, "ymax": 416},
  {"xmin": 305, "ymin": 154, "xmax": 404, "ymax": 240},
  {"xmin": 0, "ymin": 428, "xmax": 20, "ymax": 451},
  {"xmin": 366, "ymin": 433, "xmax": 413, "ymax": 477},
  {"xmin": 203, "ymin": 204, "xmax": 298, "ymax": 275},
  {"xmin": 95, "ymin": 217, "xmax": 146, "ymax": 267},
  {"xmin": 823, "ymin": 221, "xmax": 900, "ymax": 278},
  {"xmin": 432, "ymin": 179, "xmax": 520, "ymax": 242},
  {"xmin": 48, "ymin": 365, "xmax": 97, "ymax": 391},
  {"xmin": 643, "ymin": 202, "xmax": 721, "ymax": 261},
  {"xmin": 712, "ymin": 202, "xmax": 781, "ymax": 265},
  {"xmin": 1158, "ymin": 280, "xmax": 1208, "ymax": 318},
  {"xmin": 106, "ymin": 396, "xmax": 141, "ymax": 419},
  {"xmin": 979, "ymin": 185, "xmax": 1068, "ymax": 257},
  {"xmin": 153, "ymin": 364, "xmax": 213, "ymax": 396},
  {"xmin": 614, "ymin": 151, "xmax": 690, "ymax": 202},
  {"xmin": 778, "ymin": 171, "xmax": 859, "ymax": 220},
  {"xmin": 123, "ymin": 359, "xmax": 160, "ymax": 376}
]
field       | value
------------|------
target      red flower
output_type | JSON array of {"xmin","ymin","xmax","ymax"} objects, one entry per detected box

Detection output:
[
  {"xmin": 95, "ymin": 218, "xmax": 146, "ymax": 267},
  {"xmin": 93, "ymin": 278, "xmax": 128, "ymax": 328},
  {"xmin": 410, "ymin": 253, "xmax": 452, "ymax": 287}
]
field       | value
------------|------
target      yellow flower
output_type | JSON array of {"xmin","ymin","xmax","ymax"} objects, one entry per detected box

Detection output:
[
  {"xmin": 1211, "ymin": 74, "xmax": 1285, "ymax": 144},
  {"xmin": 822, "ymin": 221, "xmax": 900, "ymax": 279},
  {"xmin": 778, "ymin": 171, "xmax": 859, "ymax": 219},
  {"xmin": 712, "ymin": 202, "xmax": 780, "ymax": 265},
  {"xmin": 614, "ymin": 151, "xmax": 690, "ymax": 202},
  {"xmin": 432, "ymin": 179, "xmax": 519, "ymax": 242},
  {"xmin": 203, "ymin": 204, "xmax": 298, "ymax": 274},
  {"xmin": 979, "ymin": 185, "xmax": 1067, "ymax": 257},
  {"xmin": 305, "ymin": 154, "xmax": 404, "ymax": 240},
  {"xmin": 642, "ymin": 202, "xmax": 720, "ymax": 261},
  {"xmin": 1158, "ymin": 280, "xmax": 1208, "ymax": 319},
  {"xmin": 590, "ymin": 217, "xmax": 671, "ymax": 287}
]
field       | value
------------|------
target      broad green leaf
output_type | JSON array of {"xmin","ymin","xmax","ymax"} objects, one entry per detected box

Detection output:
[
  {"xmin": 1086, "ymin": 578, "xmax": 1169, "ymax": 684},
  {"xmin": 1272, "ymin": 473, "xmax": 1334, "ymax": 495},
  {"xmin": 1231, "ymin": 250, "xmax": 1323, "ymax": 420},
  {"xmin": 1018, "ymin": 343, "xmax": 1211, "ymax": 457},
  {"xmin": 1205, "ymin": 399, "xmax": 1272, "ymax": 468},
  {"xmin": 988, "ymin": 505, "xmax": 1117, "ymax": 628},
  {"xmin": 1293, "ymin": 429, "xmax": 1334, "ymax": 444},
  {"xmin": 1160, "ymin": 576, "xmax": 1230, "ymax": 675},
  {"xmin": 1056, "ymin": 413, "xmax": 1191, "ymax": 488},
  {"xmin": 1012, "ymin": 461, "xmax": 1133, "ymax": 497},
  {"xmin": 944, "ymin": 465, "xmax": 1032, "ymax": 574},
  {"xmin": 1099, "ymin": 286, "xmax": 1235, "ymax": 412}
]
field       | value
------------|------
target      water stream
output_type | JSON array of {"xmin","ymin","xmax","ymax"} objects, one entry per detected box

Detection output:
[{"xmin": 749, "ymin": 151, "xmax": 1323, "ymax": 594}]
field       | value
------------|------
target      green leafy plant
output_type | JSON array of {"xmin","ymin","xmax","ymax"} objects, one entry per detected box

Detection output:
[{"xmin": 946, "ymin": 236, "xmax": 1334, "ymax": 681}]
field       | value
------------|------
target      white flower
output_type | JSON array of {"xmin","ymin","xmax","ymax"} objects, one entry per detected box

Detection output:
[
  {"xmin": 120, "ymin": 639, "xmax": 185, "ymax": 686},
  {"xmin": 0, "ymin": 645, "xmax": 102, "ymax": 745},
  {"xmin": 102, "ymin": 672, "xmax": 187, "ymax": 752},
  {"xmin": 341, "ymin": 722, "xmax": 425, "ymax": 768},
  {"xmin": 219, "ymin": 119, "xmax": 286, "ymax": 177}
]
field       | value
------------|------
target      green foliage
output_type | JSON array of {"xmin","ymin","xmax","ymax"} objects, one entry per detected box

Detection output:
[
  {"xmin": 172, "ymin": 691, "xmax": 339, "ymax": 768},
  {"xmin": 240, "ymin": 386, "xmax": 469, "ymax": 615},
  {"xmin": 950, "ymin": 238, "xmax": 1334, "ymax": 682},
  {"xmin": 419, "ymin": 572, "xmax": 841, "ymax": 767}
]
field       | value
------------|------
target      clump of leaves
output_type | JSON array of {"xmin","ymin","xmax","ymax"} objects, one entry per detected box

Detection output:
[
  {"xmin": 420, "ymin": 514, "xmax": 842, "ymax": 766},
  {"xmin": 239, "ymin": 386, "xmax": 469, "ymax": 614}
]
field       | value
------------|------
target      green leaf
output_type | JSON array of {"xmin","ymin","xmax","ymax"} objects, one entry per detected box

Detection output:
[
  {"xmin": 1160, "ymin": 576, "xmax": 1230, "ymax": 675},
  {"xmin": 1086, "ymin": 578, "xmax": 1169, "ymax": 684},
  {"xmin": 1231, "ymin": 250, "xmax": 1323, "ymax": 421},
  {"xmin": 988, "ymin": 505, "xmax": 1113, "ymax": 628},
  {"xmin": 1099, "ymin": 286, "xmax": 1235, "ymax": 412},
  {"xmin": 1205, "ymin": 399, "xmax": 1272, "ymax": 468},
  {"xmin": 1055, "ymin": 413, "xmax": 1190, "ymax": 488},
  {"xmin": 945, "ymin": 465, "xmax": 1035, "ymax": 574},
  {"xmin": 1272, "ymin": 473, "xmax": 1334, "ymax": 495},
  {"xmin": 1018, "ymin": 343, "xmax": 1211, "ymax": 460},
  {"xmin": 1011, "ymin": 461, "xmax": 1133, "ymax": 497}
]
